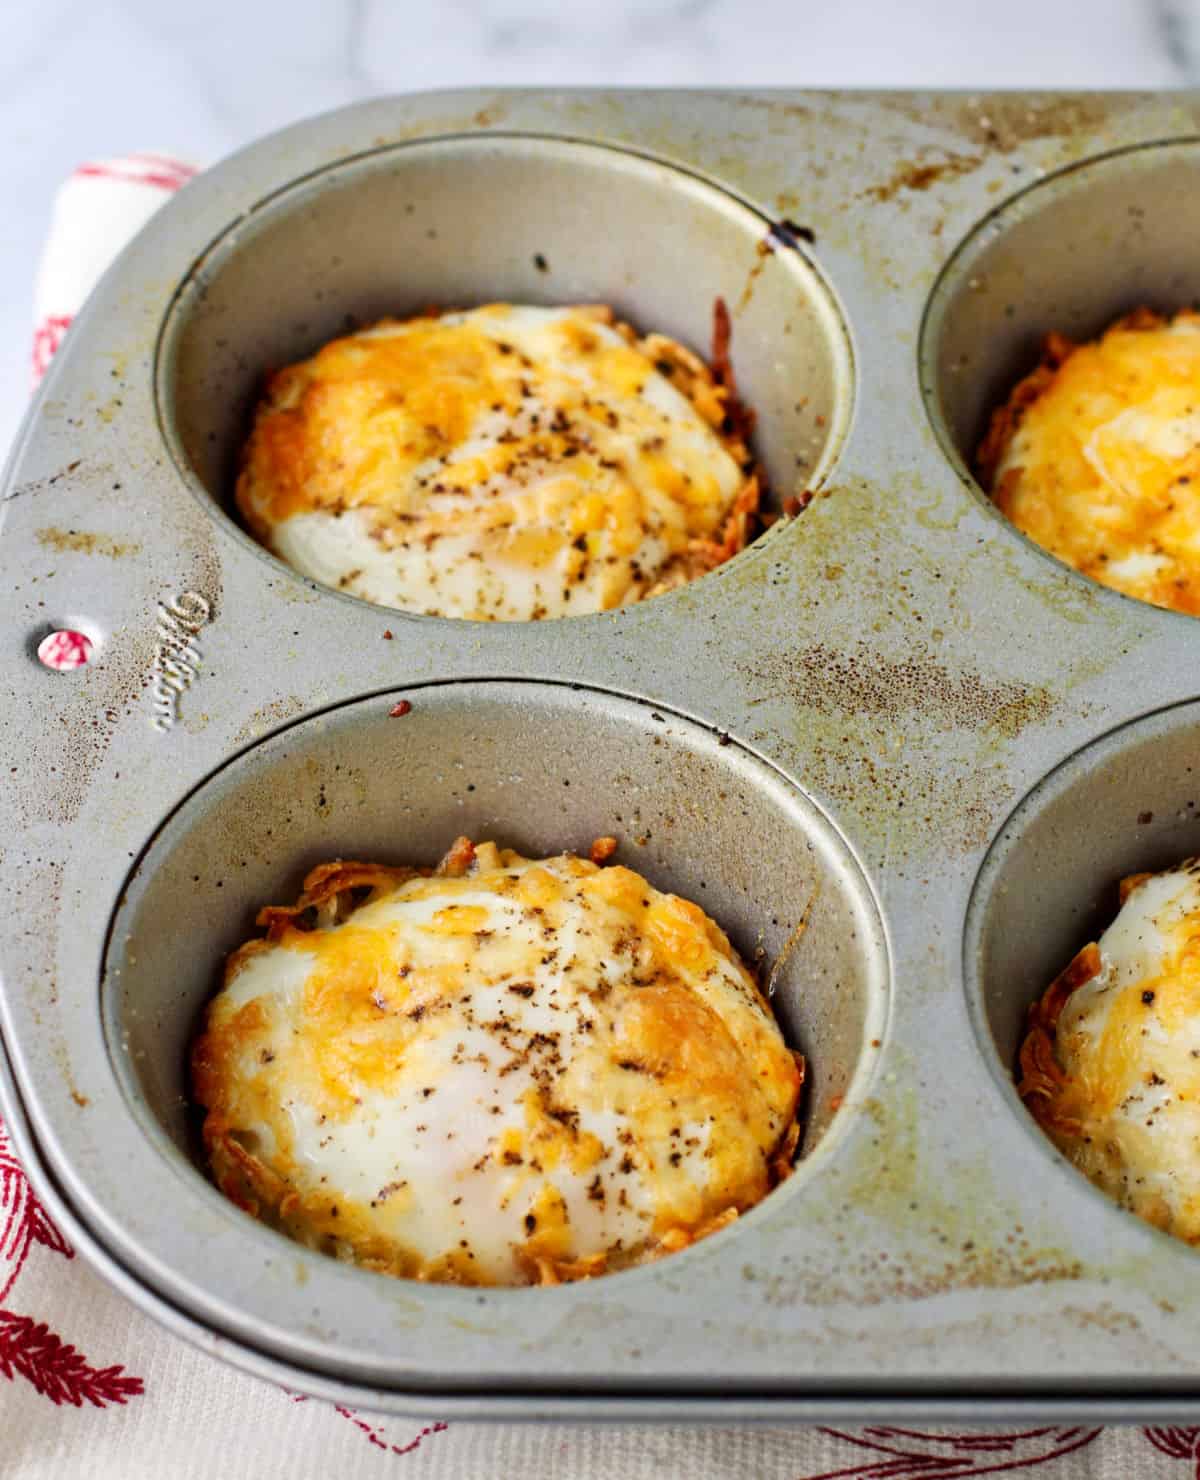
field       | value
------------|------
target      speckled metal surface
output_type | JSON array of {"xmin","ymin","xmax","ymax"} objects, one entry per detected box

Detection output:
[{"xmin": 4, "ymin": 89, "xmax": 1200, "ymax": 1420}]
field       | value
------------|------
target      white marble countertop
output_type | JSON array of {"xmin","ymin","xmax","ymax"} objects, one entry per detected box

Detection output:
[{"xmin": 1, "ymin": 0, "xmax": 1194, "ymax": 460}]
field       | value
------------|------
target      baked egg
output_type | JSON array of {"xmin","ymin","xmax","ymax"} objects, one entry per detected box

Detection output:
[
  {"xmin": 192, "ymin": 837, "xmax": 803, "ymax": 1286},
  {"xmin": 236, "ymin": 303, "xmax": 761, "ymax": 620},
  {"xmin": 978, "ymin": 308, "xmax": 1200, "ymax": 615},
  {"xmin": 1019, "ymin": 858, "xmax": 1200, "ymax": 1242}
]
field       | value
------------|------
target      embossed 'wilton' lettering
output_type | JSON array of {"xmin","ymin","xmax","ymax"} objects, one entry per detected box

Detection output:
[{"xmin": 150, "ymin": 591, "xmax": 211, "ymax": 732}]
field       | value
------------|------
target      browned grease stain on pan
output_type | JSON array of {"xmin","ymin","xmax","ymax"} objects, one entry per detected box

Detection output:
[
  {"xmin": 861, "ymin": 151, "xmax": 983, "ymax": 203},
  {"xmin": 710, "ymin": 479, "xmax": 1082, "ymax": 858},
  {"xmin": 24, "ymin": 497, "xmax": 223, "ymax": 826},
  {"xmin": 768, "ymin": 729, "xmax": 1014, "ymax": 856},
  {"xmin": 3, "ymin": 857, "xmax": 91, "ymax": 1109},
  {"xmin": 232, "ymin": 695, "xmax": 306, "ymax": 747},
  {"xmin": 734, "ymin": 236, "xmax": 774, "ymax": 313},
  {"xmin": 738, "ymin": 656, "xmax": 1040, "ymax": 858},
  {"xmin": 3, "ymin": 860, "xmax": 64, "ymax": 1013},
  {"xmin": 747, "ymin": 1231, "xmax": 1085, "ymax": 1310},
  {"xmin": 781, "ymin": 475, "xmax": 1120, "ymax": 633},
  {"xmin": 885, "ymin": 93, "xmax": 1121, "ymax": 154},
  {"xmin": 747, "ymin": 1081, "xmax": 1084, "ymax": 1310},
  {"xmin": 747, "ymin": 641, "xmax": 1054, "ymax": 739},
  {"xmin": 35, "ymin": 527, "xmax": 142, "ymax": 559},
  {"xmin": 2, "ymin": 458, "xmax": 98, "ymax": 508},
  {"xmin": 24, "ymin": 628, "xmax": 160, "ymax": 827}
]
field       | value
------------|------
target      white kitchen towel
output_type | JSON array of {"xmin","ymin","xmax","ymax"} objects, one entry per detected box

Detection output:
[
  {"xmin": 31, "ymin": 152, "xmax": 197, "ymax": 386},
  {"xmin": 5, "ymin": 154, "xmax": 1197, "ymax": 1479}
]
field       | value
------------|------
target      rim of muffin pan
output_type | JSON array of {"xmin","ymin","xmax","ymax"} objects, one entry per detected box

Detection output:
[
  {"xmin": 920, "ymin": 137, "xmax": 1200, "ymax": 624},
  {"xmin": 964, "ymin": 697, "xmax": 1200, "ymax": 1249},
  {"xmin": 99, "ymin": 679, "xmax": 890, "ymax": 1306},
  {"xmin": 153, "ymin": 131, "xmax": 856, "ymax": 626}
]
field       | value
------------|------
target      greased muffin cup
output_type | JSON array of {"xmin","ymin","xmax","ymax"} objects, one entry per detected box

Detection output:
[{"xmin": 5, "ymin": 89, "xmax": 1200, "ymax": 1421}]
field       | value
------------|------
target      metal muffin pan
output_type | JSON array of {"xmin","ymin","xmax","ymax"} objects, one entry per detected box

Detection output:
[
  {"xmin": 105, "ymin": 682, "xmax": 886, "ymax": 1295},
  {"xmin": 4, "ymin": 89, "xmax": 1200, "ymax": 1422}
]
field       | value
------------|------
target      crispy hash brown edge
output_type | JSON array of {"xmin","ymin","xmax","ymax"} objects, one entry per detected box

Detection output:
[
  {"xmin": 1015, "ymin": 871, "xmax": 1153, "ymax": 1144},
  {"xmin": 190, "ymin": 834, "xmax": 806, "ymax": 1286}
]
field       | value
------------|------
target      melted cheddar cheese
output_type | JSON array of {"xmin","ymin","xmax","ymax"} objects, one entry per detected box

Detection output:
[
  {"xmin": 1019, "ymin": 859, "xmax": 1200, "ymax": 1242},
  {"xmin": 236, "ymin": 304, "xmax": 760, "ymax": 620},
  {"xmin": 191, "ymin": 839, "xmax": 802, "ymax": 1285},
  {"xmin": 980, "ymin": 309, "xmax": 1200, "ymax": 615}
]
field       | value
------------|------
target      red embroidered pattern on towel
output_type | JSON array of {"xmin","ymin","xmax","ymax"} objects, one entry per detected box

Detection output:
[
  {"xmin": 31, "ymin": 313, "xmax": 72, "ymax": 385},
  {"xmin": 0, "ymin": 1118, "xmax": 142, "ymax": 1407},
  {"xmin": 1145, "ymin": 1429, "xmax": 1200, "ymax": 1476},
  {"xmin": 73, "ymin": 151, "xmax": 198, "ymax": 192},
  {"xmin": 800, "ymin": 1426, "xmax": 1103, "ymax": 1478},
  {"xmin": 290, "ymin": 1394, "xmax": 449, "ymax": 1456}
]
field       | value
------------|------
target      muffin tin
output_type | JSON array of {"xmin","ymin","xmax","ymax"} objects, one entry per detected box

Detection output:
[{"xmin": 4, "ymin": 89, "xmax": 1200, "ymax": 1422}]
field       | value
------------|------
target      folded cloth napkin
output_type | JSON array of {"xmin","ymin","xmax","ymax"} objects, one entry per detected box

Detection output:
[{"xmin": 2, "ymin": 155, "xmax": 1191, "ymax": 1479}]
